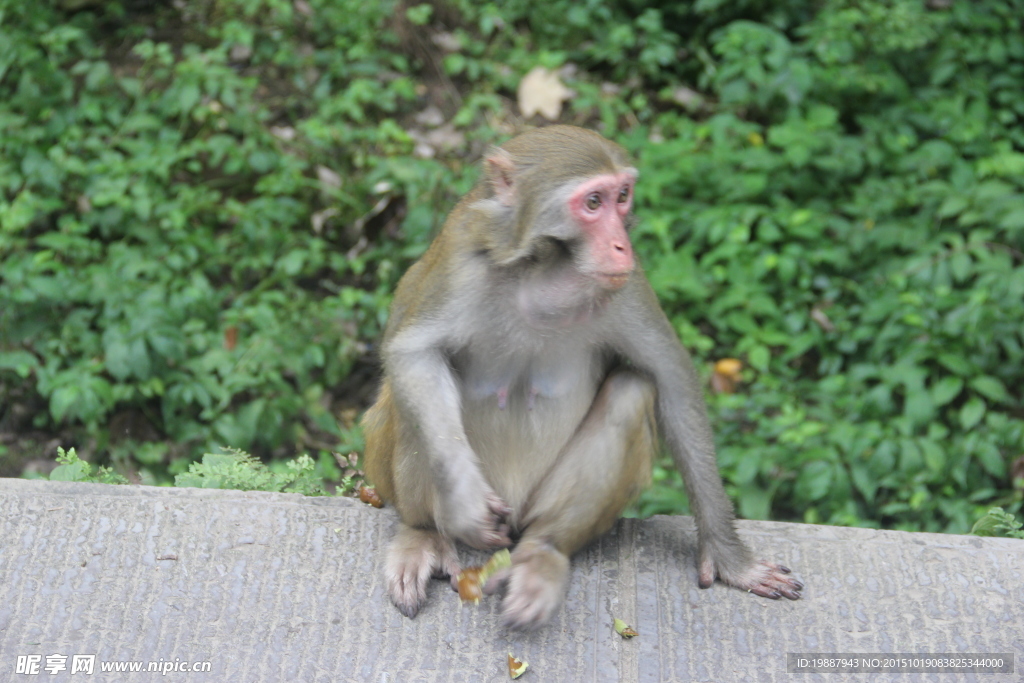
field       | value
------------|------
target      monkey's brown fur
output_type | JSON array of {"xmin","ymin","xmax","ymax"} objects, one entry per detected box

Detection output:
[{"xmin": 363, "ymin": 126, "xmax": 802, "ymax": 629}]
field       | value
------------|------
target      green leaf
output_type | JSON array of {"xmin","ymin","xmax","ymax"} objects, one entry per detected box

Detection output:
[
  {"xmin": 49, "ymin": 461, "xmax": 92, "ymax": 482},
  {"xmin": 899, "ymin": 438, "xmax": 923, "ymax": 473},
  {"xmin": 930, "ymin": 376, "xmax": 963, "ymax": 407},
  {"xmin": 0, "ymin": 350, "xmax": 39, "ymax": 377},
  {"xmin": 971, "ymin": 508, "xmax": 1024, "ymax": 538},
  {"xmin": 975, "ymin": 441, "xmax": 1005, "ymax": 478},
  {"xmin": 795, "ymin": 461, "xmax": 832, "ymax": 502},
  {"xmin": 903, "ymin": 390, "xmax": 934, "ymax": 426},
  {"xmin": 50, "ymin": 386, "xmax": 81, "ymax": 422},
  {"xmin": 405, "ymin": 3, "xmax": 433, "ymax": 25},
  {"xmin": 959, "ymin": 398, "xmax": 986, "ymax": 431},
  {"xmin": 849, "ymin": 462, "xmax": 877, "ymax": 503},
  {"xmin": 919, "ymin": 439, "xmax": 945, "ymax": 474},
  {"xmin": 949, "ymin": 250, "xmax": 972, "ymax": 282},
  {"xmin": 747, "ymin": 345, "xmax": 770, "ymax": 372},
  {"xmin": 737, "ymin": 484, "xmax": 771, "ymax": 520},
  {"xmin": 936, "ymin": 353, "xmax": 973, "ymax": 376},
  {"xmin": 999, "ymin": 208, "xmax": 1024, "ymax": 231},
  {"xmin": 969, "ymin": 376, "xmax": 1011, "ymax": 404}
]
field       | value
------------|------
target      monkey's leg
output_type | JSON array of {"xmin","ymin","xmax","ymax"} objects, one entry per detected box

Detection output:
[
  {"xmin": 498, "ymin": 370, "xmax": 658, "ymax": 629},
  {"xmin": 385, "ymin": 524, "xmax": 461, "ymax": 618}
]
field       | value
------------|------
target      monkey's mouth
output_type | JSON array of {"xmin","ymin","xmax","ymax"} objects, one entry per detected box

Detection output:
[{"xmin": 598, "ymin": 272, "xmax": 631, "ymax": 290}]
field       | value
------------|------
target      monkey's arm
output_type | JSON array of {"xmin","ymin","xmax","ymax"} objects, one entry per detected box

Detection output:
[
  {"xmin": 611, "ymin": 279, "xmax": 801, "ymax": 598},
  {"xmin": 384, "ymin": 325, "xmax": 512, "ymax": 550}
]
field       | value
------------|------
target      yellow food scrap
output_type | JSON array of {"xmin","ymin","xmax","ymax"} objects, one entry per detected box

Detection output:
[
  {"xmin": 456, "ymin": 567, "xmax": 483, "ymax": 604},
  {"xmin": 507, "ymin": 653, "xmax": 529, "ymax": 679},
  {"xmin": 482, "ymin": 548, "xmax": 512, "ymax": 580},
  {"xmin": 614, "ymin": 618, "xmax": 639, "ymax": 638},
  {"xmin": 456, "ymin": 549, "xmax": 512, "ymax": 605}
]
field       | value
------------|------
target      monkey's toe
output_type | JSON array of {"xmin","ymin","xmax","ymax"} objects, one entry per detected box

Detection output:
[
  {"xmin": 392, "ymin": 596, "xmax": 422, "ymax": 619},
  {"xmin": 386, "ymin": 563, "xmax": 430, "ymax": 617},
  {"xmin": 499, "ymin": 543, "xmax": 569, "ymax": 630},
  {"xmin": 500, "ymin": 576, "xmax": 560, "ymax": 630},
  {"xmin": 387, "ymin": 577, "xmax": 427, "ymax": 618},
  {"xmin": 731, "ymin": 560, "xmax": 804, "ymax": 601},
  {"xmin": 385, "ymin": 526, "xmax": 458, "ymax": 618}
]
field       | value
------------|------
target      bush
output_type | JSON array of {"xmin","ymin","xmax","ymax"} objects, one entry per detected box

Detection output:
[{"xmin": 2, "ymin": 0, "xmax": 1021, "ymax": 532}]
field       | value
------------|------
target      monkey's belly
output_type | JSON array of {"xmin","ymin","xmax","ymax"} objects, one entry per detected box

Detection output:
[{"xmin": 462, "ymin": 383, "xmax": 597, "ymax": 522}]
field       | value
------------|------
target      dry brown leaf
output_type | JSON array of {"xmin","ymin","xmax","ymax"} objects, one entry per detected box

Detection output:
[
  {"xmin": 517, "ymin": 67, "xmax": 572, "ymax": 121},
  {"xmin": 316, "ymin": 165, "xmax": 342, "ymax": 193},
  {"xmin": 270, "ymin": 126, "xmax": 296, "ymax": 141},
  {"xmin": 711, "ymin": 358, "xmax": 743, "ymax": 394},
  {"xmin": 310, "ymin": 207, "xmax": 338, "ymax": 234},
  {"xmin": 414, "ymin": 105, "xmax": 445, "ymax": 127},
  {"xmin": 810, "ymin": 305, "xmax": 835, "ymax": 332},
  {"xmin": 668, "ymin": 86, "xmax": 704, "ymax": 110},
  {"xmin": 409, "ymin": 123, "xmax": 466, "ymax": 158},
  {"xmin": 431, "ymin": 32, "xmax": 462, "ymax": 53}
]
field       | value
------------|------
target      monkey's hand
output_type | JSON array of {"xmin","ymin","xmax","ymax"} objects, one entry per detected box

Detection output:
[
  {"xmin": 701, "ymin": 556, "xmax": 803, "ymax": 600},
  {"xmin": 437, "ymin": 469, "xmax": 512, "ymax": 550}
]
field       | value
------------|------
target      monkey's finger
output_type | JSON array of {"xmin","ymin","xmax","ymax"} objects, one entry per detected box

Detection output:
[
  {"xmin": 483, "ymin": 567, "xmax": 511, "ymax": 595},
  {"xmin": 438, "ymin": 560, "xmax": 463, "ymax": 591},
  {"xmin": 487, "ymin": 523, "xmax": 513, "ymax": 548},
  {"xmin": 487, "ymin": 497, "xmax": 513, "ymax": 519}
]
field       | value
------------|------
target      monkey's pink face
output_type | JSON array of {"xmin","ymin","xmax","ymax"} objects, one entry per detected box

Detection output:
[{"xmin": 567, "ymin": 172, "xmax": 636, "ymax": 291}]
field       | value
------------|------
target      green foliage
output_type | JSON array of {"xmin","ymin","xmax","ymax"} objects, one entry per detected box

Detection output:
[
  {"xmin": 622, "ymin": 0, "xmax": 1024, "ymax": 533},
  {"xmin": 0, "ymin": 0, "xmax": 447, "ymax": 478},
  {"xmin": 3, "ymin": 0, "xmax": 1023, "ymax": 533},
  {"xmin": 971, "ymin": 507, "xmax": 1024, "ymax": 539},
  {"xmin": 48, "ymin": 447, "xmax": 129, "ymax": 484},
  {"xmin": 175, "ymin": 447, "xmax": 325, "ymax": 495}
]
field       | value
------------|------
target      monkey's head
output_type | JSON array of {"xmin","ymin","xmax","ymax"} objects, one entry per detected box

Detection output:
[{"xmin": 474, "ymin": 126, "xmax": 637, "ymax": 292}]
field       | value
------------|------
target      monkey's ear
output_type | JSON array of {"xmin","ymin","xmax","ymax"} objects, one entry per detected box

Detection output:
[{"xmin": 484, "ymin": 148, "xmax": 517, "ymax": 206}]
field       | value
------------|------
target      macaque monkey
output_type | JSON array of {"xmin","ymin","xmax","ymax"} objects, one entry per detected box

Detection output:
[{"xmin": 362, "ymin": 125, "xmax": 802, "ymax": 629}]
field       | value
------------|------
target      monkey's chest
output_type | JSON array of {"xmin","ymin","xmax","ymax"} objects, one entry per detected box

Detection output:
[{"xmin": 456, "ymin": 340, "xmax": 600, "ymax": 413}]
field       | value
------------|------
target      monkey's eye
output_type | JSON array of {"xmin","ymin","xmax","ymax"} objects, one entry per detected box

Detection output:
[
  {"xmin": 585, "ymin": 193, "xmax": 601, "ymax": 211},
  {"xmin": 617, "ymin": 187, "xmax": 630, "ymax": 204}
]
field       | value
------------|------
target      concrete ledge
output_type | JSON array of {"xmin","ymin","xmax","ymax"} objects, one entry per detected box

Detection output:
[{"xmin": 0, "ymin": 479, "xmax": 1020, "ymax": 681}]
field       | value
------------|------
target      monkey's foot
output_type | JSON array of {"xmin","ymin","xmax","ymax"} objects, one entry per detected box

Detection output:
[
  {"xmin": 703, "ymin": 558, "xmax": 803, "ymax": 600},
  {"xmin": 385, "ymin": 527, "xmax": 461, "ymax": 618},
  {"xmin": 495, "ymin": 541, "xmax": 570, "ymax": 630}
]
